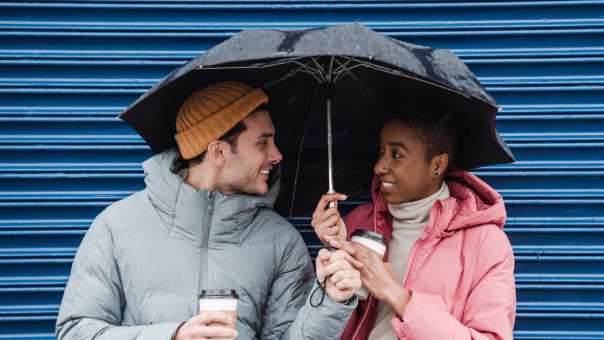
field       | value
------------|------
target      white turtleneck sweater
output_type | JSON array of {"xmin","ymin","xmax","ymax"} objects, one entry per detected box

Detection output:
[{"xmin": 368, "ymin": 183, "xmax": 450, "ymax": 340}]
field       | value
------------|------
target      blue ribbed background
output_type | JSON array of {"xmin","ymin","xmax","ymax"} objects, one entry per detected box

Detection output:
[{"xmin": 1, "ymin": 1, "xmax": 603, "ymax": 339}]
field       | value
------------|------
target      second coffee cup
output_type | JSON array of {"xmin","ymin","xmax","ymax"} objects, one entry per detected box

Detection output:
[{"xmin": 350, "ymin": 230, "xmax": 387, "ymax": 300}]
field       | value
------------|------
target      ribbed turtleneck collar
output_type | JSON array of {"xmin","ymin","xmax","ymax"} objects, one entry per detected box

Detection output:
[{"xmin": 387, "ymin": 182, "xmax": 450, "ymax": 226}]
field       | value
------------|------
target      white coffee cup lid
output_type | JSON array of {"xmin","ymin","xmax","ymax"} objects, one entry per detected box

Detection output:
[
  {"xmin": 351, "ymin": 230, "xmax": 386, "ymax": 245},
  {"xmin": 199, "ymin": 289, "xmax": 239, "ymax": 300}
]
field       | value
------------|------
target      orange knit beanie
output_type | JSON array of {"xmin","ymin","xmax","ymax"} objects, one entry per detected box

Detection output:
[{"xmin": 175, "ymin": 81, "xmax": 268, "ymax": 159}]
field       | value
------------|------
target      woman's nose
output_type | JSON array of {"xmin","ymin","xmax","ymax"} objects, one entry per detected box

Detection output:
[{"xmin": 374, "ymin": 157, "xmax": 389, "ymax": 175}]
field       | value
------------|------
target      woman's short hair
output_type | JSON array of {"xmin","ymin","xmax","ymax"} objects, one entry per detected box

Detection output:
[{"xmin": 383, "ymin": 97, "xmax": 458, "ymax": 169}]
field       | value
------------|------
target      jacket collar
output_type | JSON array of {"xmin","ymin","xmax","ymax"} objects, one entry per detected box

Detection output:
[{"xmin": 142, "ymin": 149, "xmax": 280, "ymax": 241}]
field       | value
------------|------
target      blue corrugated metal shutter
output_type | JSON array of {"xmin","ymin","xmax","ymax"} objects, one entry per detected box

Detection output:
[{"xmin": 1, "ymin": 1, "xmax": 603, "ymax": 339}]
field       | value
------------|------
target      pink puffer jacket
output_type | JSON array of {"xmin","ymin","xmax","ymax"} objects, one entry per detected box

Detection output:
[{"xmin": 340, "ymin": 170, "xmax": 516, "ymax": 340}]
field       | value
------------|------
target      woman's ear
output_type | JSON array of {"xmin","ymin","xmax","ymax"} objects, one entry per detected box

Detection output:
[{"xmin": 432, "ymin": 153, "xmax": 450, "ymax": 178}]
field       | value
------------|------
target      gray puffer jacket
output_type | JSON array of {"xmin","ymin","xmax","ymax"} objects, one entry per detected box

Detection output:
[{"xmin": 56, "ymin": 150, "xmax": 355, "ymax": 339}]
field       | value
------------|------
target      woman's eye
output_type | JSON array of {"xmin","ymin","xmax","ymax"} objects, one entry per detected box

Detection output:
[{"xmin": 392, "ymin": 151, "xmax": 403, "ymax": 159}]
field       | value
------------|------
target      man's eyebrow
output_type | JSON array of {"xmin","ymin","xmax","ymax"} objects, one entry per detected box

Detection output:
[
  {"xmin": 388, "ymin": 141, "xmax": 410, "ymax": 152},
  {"xmin": 257, "ymin": 133, "xmax": 274, "ymax": 139}
]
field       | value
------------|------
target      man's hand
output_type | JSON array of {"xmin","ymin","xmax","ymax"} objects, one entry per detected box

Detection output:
[
  {"xmin": 311, "ymin": 193, "xmax": 348, "ymax": 246},
  {"xmin": 315, "ymin": 248, "xmax": 362, "ymax": 303},
  {"xmin": 330, "ymin": 240, "xmax": 411, "ymax": 316},
  {"xmin": 174, "ymin": 311, "xmax": 238, "ymax": 340}
]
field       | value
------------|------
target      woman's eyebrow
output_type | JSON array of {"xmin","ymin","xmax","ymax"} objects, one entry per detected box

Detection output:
[{"xmin": 388, "ymin": 141, "xmax": 409, "ymax": 152}]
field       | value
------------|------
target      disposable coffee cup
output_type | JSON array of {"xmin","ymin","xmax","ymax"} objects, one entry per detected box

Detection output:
[
  {"xmin": 198, "ymin": 289, "xmax": 238, "ymax": 330},
  {"xmin": 350, "ymin": 230, "xmax": 387, "ymax": 300}
]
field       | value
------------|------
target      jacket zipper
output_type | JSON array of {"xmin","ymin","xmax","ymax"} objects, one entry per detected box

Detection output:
[
  {"xmin": 402, "ymin": 235, "xmax": 425, "ymax": 289},
  {"xmin": 403, "ymin": 201, "xmax": 442, "ymax": 288},
  {"xmin": 199, "ymin": 192, "xmax": 214, "ymax": 292}
]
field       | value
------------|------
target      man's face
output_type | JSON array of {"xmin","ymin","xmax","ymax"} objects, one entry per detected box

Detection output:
[
  {"xmin": 220, "ymin": 110, "xmax": 283, "ymax": 195},
  {"xmin": 374, "ymin": 119, "xmax": 440, "ymax": 204}
]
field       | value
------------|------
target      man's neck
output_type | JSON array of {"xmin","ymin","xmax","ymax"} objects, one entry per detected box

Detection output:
[{"xmin": 184, "ymin": 163, "xmax": 218, "ymax": 192}]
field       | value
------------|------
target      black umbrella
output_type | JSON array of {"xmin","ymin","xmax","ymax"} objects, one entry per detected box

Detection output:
[{"xmin": 120, "ymin": 23, "xmax": 514, "ymax": 216}]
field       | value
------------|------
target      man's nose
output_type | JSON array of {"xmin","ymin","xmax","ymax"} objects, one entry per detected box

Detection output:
[{"xmin": 269, "ymin": 144, "xmax": 283, "ymax": 164}]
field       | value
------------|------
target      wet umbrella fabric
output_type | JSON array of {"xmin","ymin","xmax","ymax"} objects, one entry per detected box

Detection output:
[{"xmin": 119, "ymin": 23, "xmax": 514, "ymax": 216}]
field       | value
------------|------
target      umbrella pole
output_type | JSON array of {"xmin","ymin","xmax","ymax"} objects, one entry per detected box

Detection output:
[
  {"xmin": 327, "ymin": 96, "xmax": 337, "ymax": 209},
  {"xmin": 327, "ymin": 97, "xmax": 334, "ymax": 195}
]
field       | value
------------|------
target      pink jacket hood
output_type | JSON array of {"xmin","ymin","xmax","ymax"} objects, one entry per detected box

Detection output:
[{"xmin": 368, "ymin": 170, "xmax": 506, "ymax": 237}]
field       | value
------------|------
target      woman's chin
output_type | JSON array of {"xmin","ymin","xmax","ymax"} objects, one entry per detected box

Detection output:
[{"xmin": 382, "ymin": 192, "xmax": 404, "ymax": 205}]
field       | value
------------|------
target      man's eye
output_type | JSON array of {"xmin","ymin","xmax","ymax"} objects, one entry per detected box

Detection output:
[{"xmin": 392, "ymin": 151, "xmax": 403, "ymax": 159}]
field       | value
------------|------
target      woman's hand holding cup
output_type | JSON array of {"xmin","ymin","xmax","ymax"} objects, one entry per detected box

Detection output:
[{"xmin": 311, "ymin": 193, "xmax": 348, "ymax": 246}]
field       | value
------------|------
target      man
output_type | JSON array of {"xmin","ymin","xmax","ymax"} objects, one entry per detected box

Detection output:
[{"xmin": 56, "ymin": 81, "xmax": 361, "ymax": 339}]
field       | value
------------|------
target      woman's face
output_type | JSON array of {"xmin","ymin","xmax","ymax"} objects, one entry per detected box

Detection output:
[{"xmin": 374, "ymin": 119, "xmax": 443, "ymax": 204}]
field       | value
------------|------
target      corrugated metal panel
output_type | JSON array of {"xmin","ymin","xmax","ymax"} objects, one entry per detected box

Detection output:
[{"xmin": 1, "ymin": 1, "xmax": 603, "ymax": 339}]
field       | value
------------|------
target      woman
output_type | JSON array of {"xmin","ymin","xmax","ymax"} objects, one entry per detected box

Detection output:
[{"xmin": 311, "ymin": 100, "xmax": 516, "ymax": 340}]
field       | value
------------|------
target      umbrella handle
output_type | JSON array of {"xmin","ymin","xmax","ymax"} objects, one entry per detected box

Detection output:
[
  {"xmin": 327, "ymin": 98, "xmax": 335, "ymax": 197},
  {"xmin": 328, "ymin": 190, "xmax": 336, "ymax": 208}
]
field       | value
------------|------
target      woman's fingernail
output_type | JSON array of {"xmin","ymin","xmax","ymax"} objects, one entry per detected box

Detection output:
[{"xmin": 330, "ymin": 239, "xmax": 339, "ymax": 246}]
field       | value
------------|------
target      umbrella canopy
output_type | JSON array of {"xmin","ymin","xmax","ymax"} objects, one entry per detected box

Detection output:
[{"xmin": 120, "ymin": 23, "xmax": 514, "ymax": 215}]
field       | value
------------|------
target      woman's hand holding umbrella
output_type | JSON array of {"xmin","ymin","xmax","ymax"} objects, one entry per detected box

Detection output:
[
  {"xmin": 311, "ymin": 193, "xmax": 348, "ymax": 246},
  {"xmin": 330, "ymin": 239, "xmax": 412, "ymax": 318}
]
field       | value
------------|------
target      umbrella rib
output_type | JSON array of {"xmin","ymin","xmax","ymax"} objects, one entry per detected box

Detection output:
[
  {"xmin": 327, "ymin": 56, "xmax": 335, "ymax": 83},
  {"xmin": 309, "ymin": 57, "xmax": 327, "ymax": 83},
  {"xmin": 291, "ymin": 59, "xmax": 325, "ymax": 84},
  {"xmin": 347, "ymin": 57, "xmax": 468, "ymax": 97},
  {"xmin": 333, "ymin": 63, "xmax": 363, "ymax": 83},
  {"xmin": 332, "ymin": 57, "xmax": 353, "ymax": 76},
  {"xmin": 342, "ymin": 70, "xmax": 374, "ymax": 100},
  {"xmin": 197, "ymin": 56, "xmax": 307, "ymax": 70},
  {"xmin": 262, "ymin": 64, "xmax": 309, "ymax": 89},
  {"xmin": 289, "ymin": 82, "xmax": 320, "ymax": 217},
  {"xmin": 198, "ymin": 56, "xmax": 465, "ymax": 97},
  {"xmin": 329, "ymin": 56, "xmax": 359, "ymax": 83}
]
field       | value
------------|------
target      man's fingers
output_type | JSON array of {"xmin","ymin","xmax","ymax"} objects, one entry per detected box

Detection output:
[
  {"xmin": 195, "ymin": 311, "xmax": 232, "ymax": 326},
  {"xmin": 335, "ymin": 278, "xmax": 361, "ymax": 291},
  {"xmin": 322, "ymin": 258, "xmax": 354, "ymax": 278},
  {"xmin": 315, "ymin": 248, "xmax": 331, "ymax": 281},
  {"xmin": 317, "ymin": 248, "xmax": 331, "ymax": 261},
  {"xmin": 330, "ymin": 250, "xmax": 364, "ymax": 269},
  {"xmin": 329, "ymin": 268, "xmax": 360, "ymax": 284},
  {"xmin": 192, "ymin": 324, "xmax": 237, "ymax": 338}
]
